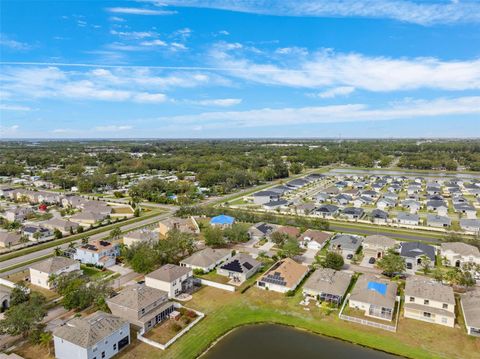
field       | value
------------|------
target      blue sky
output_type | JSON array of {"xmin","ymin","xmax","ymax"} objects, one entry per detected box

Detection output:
[{"xmin": 0, "ymin": 0, "xmax": 479, "ymax": 138}]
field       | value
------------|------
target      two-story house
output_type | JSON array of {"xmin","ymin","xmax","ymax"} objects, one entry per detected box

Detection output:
[
  {"xmin": 404, "ymin": 276, "xmax": 456, "ymax": 327},
  {"xmin": 107, "ymin": 284, "xmax": 175, "ymax": 334},
  {"xmin": 145, "ymin": 264, "xmax": 193, "ymax": 298},
  {"xmin": 29, "ymin": 256, "xmax": 81, "ymax": 289},
  {"xmin": 440, "ymin": 242, "xmax": 480, "ymax": 269},
  {"xmin": 74, "ymin": 240, "xmax": 119, "ymax": 268}
]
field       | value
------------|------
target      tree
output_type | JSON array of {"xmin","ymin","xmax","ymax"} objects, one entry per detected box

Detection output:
[
  {"xmin": 319, "ymin": 252, "xmax": 344, "ymax": 270},
  {"xmin": 270, "ymin": 231, "xmax": 289, "ymax": 246},
  {"xmin": 289, "ymin": 162, "xmax": 303, "ymax": 175},
  {"xmin": 203, "ymin": 226, "xmax": 225, "ymax": 247},
  {"xmin": 53, "ymin": 247, "xmax": 63, "ymax": 256},
  {"xmin": 0, "ymin": 293, "xmax": 47, "ymax": 337},
  {"xmin": 81, "ymin": 236, "xmax": 89, "ymax": 244},
  {"xmin": 10, "ymin": 282, "xmax": 29, "ymax": 306},
  {"xmin": 123, "ymin": 242, "xmax": 158, "ymax": 274},
  {"xmin": 53, "ymin": 228, "xmax": 63, "ymax": 239},
  {"xmin": 224, "ymin": 223, "xmax": 249, "ymax": 243},
  {"xmin": 33, "ymin": 231, "xmax": 42, "ymax": 242},
  {"xmin": 110, "ymin": 227, "xmax": 122, "ymax": 241},
  {"xmin": 376, "ymin": 250, "xmax": 406, "ymax": 276},
  {"xmin": 281, "ymin": 239, "xmax": 302, "ymax": 258},
  {"xmin": 419, "ymin": 255, "xmax": 432, "ymax": 274},
  {"xmin": 39, "ymin": 331, "xmax": 53, "ymax": 355}
]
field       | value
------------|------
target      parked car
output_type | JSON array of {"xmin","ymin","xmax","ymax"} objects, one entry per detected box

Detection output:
[
  {"xmin": 368, "ymin": 257, "xmax": 376, "ymax": 264},
  {"xmin": 346, "ymin": 254, "xmax": 353, "ymax": 260}
]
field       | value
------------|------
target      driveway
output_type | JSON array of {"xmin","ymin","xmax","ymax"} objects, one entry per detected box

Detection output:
[
  {"xmin": 296, "ymin": 248, "xmax": 318, "ymax": 265},
  {"xmin": 258, "ymin": 241, "xmax": 275, "ymax": 252},
  {"xmin": 109, "ymin": 264, "xmax": 133, "ymax": 276}
]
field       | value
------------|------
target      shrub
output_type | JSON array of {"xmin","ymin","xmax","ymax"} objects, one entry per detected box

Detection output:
[{"xmin": 172, "ymin": 323, "xmax": 182, "ymax": 332}]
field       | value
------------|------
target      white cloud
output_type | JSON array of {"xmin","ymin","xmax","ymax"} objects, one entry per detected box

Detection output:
[
  {"xmin": 110, "ymin": 30, "xmax": 158, "ymax": 39},
  {"xmin": 109, "ymin": 16, "xmax": 126, "ymax": 22},
  {"xmin": 170, "ymin": 42, "xmax": 188, "ymax": 51},
  {"xmin": 157, "ymin": 0, "xmax": 480, "ymax": 25},
  {"xmin": 133, "ymin": 92, "xmax": 167, "ymax": 103},
  {"xmin": 0, "ymin": 104, "xmax": 32, "ymax": 111},
  {"xmin": 140, "ymin": 39, "xmax": 167, "ymax": 47},
  {"xmin": 0, "ymin": 125, "xmax": 20, "ymax": 136},
  {"xmin": 52, "ymin": 128, "xmax": 75, "ymax": 134},
  {"xmin": 161, "ymin": 96, "xmax": 480, "ymax": 128},
  {"xmin": 95, "ymin": 125, "xmax": 133, "ymax": 131},
  {"xmin": 314, "ymin": 86, "xmax": 355, "ymax": 98},
  {"xmin": 209, "ymin": 44, "xmax": 480, "ymax": 92},
  {"xmin": 0, "ymin": 34, "xmax": 31, "ymax": 50},
  {"xmin": 190, "ymin": 98, "xmax": 242, "ymax": 107},
  {"xmin": 106, "ymin": 7, "xmax": 176, "ymax": 15}
]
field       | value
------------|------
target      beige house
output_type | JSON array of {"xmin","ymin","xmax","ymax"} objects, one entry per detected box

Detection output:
[
  {"xmin": 257, "ymin": 258, "xmax": 309, "ymax": 293},
  {"xmin": 461, "ymin": 290, "xmax": 480, "ymax": 336},
  {"xmin": 363, "ymin": 235, "xmax": 397, "ymax": 259},
  {"xmin": 158, "ymin": 217, "xmax": 199, "ymax": 237},
  {"xmin": 0, "ymin": 231, "xmax": 22, "ymax": 248},
  {"xmin": 107, "ymin": 284, "xmax": 175, "ymax": 334},
  {"xmin": 29, "ymin": 256, "xmax": 81, "ymax": 289},
  {"xmin": 0, "ymin": 286, "xmax": 11, "ymax": 312},
  {"xmin": 349, "ymin": 275, "xmax": 398, "ymax": 321},
  {"xmin": 217, "ymin": 253, "xmax": 261, "ymax": 283},
  {"xmin": 123, "ymin": 229, "xmax": 159, "ymax": 247},
  {"xmin": 404, "ymin": 276, "xmax": 455, "ymax": 327},
  {"xmin": 303, "ymin": 268, "xmax": 352, "ymax": 306},
  {"xmin": 41, "ymin": 218, "xmax": 79, "ymax": 234},
  {"xmin": 70, "ymin": 211, "xmax": 106, "ymax": 225},
  {"xmin": 180, "ymin": 247, "xmax": 232, "ymax": 273},
  {"xmin": 145, "ymin": 264, "xmax": 193, "ymax": 298},
  {"xmin": 440, "ymin": 242, "xmax": 480, "ymax": 268}
]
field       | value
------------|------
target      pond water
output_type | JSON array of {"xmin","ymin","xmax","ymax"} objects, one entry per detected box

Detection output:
[{"xmin": 202, "ymin": 324, "xmax": 399, "ymax": 359}]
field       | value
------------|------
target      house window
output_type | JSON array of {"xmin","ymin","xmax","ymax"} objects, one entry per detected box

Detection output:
[
  {"xmin": 441, "ymin": 317, "xmax": 448, "ymax": 324},
  {"xmin": 101, "ymin": 352, "xmax": 105, "ymax": 359},
  {"xmin": 423, "ymin": 312, "xmax": 431, "ymax": 318},
  {"xmin": 409, "ymin": 297, "xmax": 415, "ymax": 302},
  {"xmin": 424, "ymin": 299, "xmax": 429, "ymax": 305},
  {"xmin": 442, "ymin": 303, "xmax": 448, "ymax": 309},
  {"xmin": 113, "ymin": 343, "xmax": 117, "ymax": 351}
]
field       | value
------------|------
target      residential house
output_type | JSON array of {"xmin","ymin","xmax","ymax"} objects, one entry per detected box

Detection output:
[
  {"xmin": 332, "ymin": 194, "xmax": 352, "ymax": 206},
  {"xmin": 454, "ymin": 203, "xmax": 477, "ymax": 219},
  {"xmin": 460, "ymin": 219, "xmax": 480, "ymax": 233},
  {"xmin": 22, "ymin": 225, "xmax": 51, "ymax": 241},
  {"xmin": 361, "ymin": 190, "xmax": 379, "ymax": 199},
  {"xmin": 123, "ymin": 229, "xmax": 159, "ymax": 247},
  {"xmin": 400, "ymin": 242, "xmax": 436, "ymax": 273},
  {"xmin": 426, "ymin": 200, "xmax": 448, "ymax": 212},
  {"xmin": 70, "ymin": 211, "xmax": 106, "ymax": 226},
  {"xmin": 363, "ymin": 235, "xmax": 396, "ymax": 259},
  {"xmin": 341, "ymin": 207, "xmax": 364, "ymax": 220},
  {"xmin": 298, "ymin": 230, "xmax": 331, "ymax": 250},
  {"xmin": 0, "ymin": 286, "xmax": 11, "ymax": 312},
  {"xmin": 426, "ymin": 214, "xmax": 451, "ymax": 228},
  {"xmin": 41, "ymin": 218, "xmax": 79, "ymax": 234},
  {"xmin": 263, "ymin": 199, "xmax": 289, "ymax": 211},
  {"xmin": 370, "ymin": 209, "xmax": 388, "ymax": 224},
  {"xmin": 329, "ymin": 234, "xmax": 363, "ymax": 258},
  {"xmin": 252, "ymin": 190, "xmax": 281, "ymax": 205},
  {"xmin": 158, "ymin": 217, "xmax": 199, "ymax": 237},
  {"xmin": 145, "ymin": 264, "xmax": 193, "ymax": 299},
  {"xmin": 287, "ymin": 179, "xmax": 308, "ymax": 189},
  {"xmin": 461, "ymin": 290, "xmax": 480, "ymax": 336},
  {"xmin": 180, "ymin": 247, "xmax": 232, "ymax": 273},
  {"xmin": 210, "ymin": 214, "xmax": 235, "ymax": 227},
  {"xmin": 4, "ymin": 206, "xmax": 33, "ymax": 223},
  {"xmin": 323, "ymin": 186, "xmax": 340, "ymax": 195},
  {"xmin": 396, "ymin": 212, "xmax": 419, "ymax": 226},
  {"xmin": 0, "ymin": 231, "xmax": 22, "ymax": 248},
  {"xmin": 377, "ymin": 198, "xmax": 396, "ymax": 211},
  {"xmin": 106, "ymin": 284, "xmax": 175, "ymax": 334},
  {"xmin": 275, "ymin": 225, "xmax": 301, "ymax": 239},
  {"xmin": 256, "ymin": 258, "xmax": 309, "ymax": 293},
  {"xmin": 404, "ymin": 276, "xmax": 455, "ymax": 327},
  {"xmin": 349, "ymin": 275, "xmax": 398, "ymax": 321},
  {"xmin": 303, "ymin": 268, "xmax": 352, "ymax": 306},
  {"xmin": 314, "ymin": 204, "xmax": 339, "ymax": 218},
  {"xmin": 74, "ymin": 240, "xmax": 119, "ymax": 268},
  {"xmin": 53, "ymin": 311, "xmax": 130, "ymax": 359},
  {"xmin": 29, "ymin": 256, "xmax": 81, "ymax": 289},
  {"xmin": 248, "ymin": 222, "xmax": 278, "ymax": 241},
  {"xmin": 440, "ymin": 242, "xmax": 480, "ymax": 268},
  {"xmin": 401, "ymin": 200, "xmax": 421, "ymax": 214},
  {"xmin": 217, "ymin": 253, "xmax": 261, "ymax": 283}
]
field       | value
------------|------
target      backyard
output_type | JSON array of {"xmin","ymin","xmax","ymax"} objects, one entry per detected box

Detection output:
[{"xmin": 144, "ymin": 308, "xmax": 199, "ymax": 345}]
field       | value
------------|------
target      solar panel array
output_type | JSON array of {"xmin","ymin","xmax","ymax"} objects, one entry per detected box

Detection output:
[
  {"xmin": 243, "ymin": 262, "xmax": 253, "ymax": 270},
  {"xmin": 263, "ymin": 271, "xmax": 287, "ymax": 286},
  {"xmin": 220, "ymin": 259, "xmax": 243, "ymax": 273}
]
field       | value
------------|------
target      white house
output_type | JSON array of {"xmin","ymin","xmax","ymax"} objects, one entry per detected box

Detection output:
[
  {"xmin": 461, "ymin": 290, "xmax": 480, "ymax": 336},
  {"xmin": 53, "ymin": 311, "xmax": 130, "ymax": 359},
  {"xmin": 29, "ymin": 256, "xmax": 81, "ymax": 289},
  {"xmin": 440, "ymin": 242, "xmax": 480, "ymax": 268},
  {"xmin": 145, "ymin": 264, "xmax": 193, "ymax": 298},
  {"xmin": 257, "ymin": 258, "xmax": 309, "ymax": 293},
  {"xmin": 180, "ymin": 247, "xmax": 232, "ymax": 273}
]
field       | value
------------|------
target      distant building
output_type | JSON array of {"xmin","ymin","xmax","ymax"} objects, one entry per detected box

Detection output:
[
  {"xmin": 0, "ymin": 231, "xmax": 22, "ymax": 248},
  {"xmin": 210, "ymin": 215, "xmax": 235, "ymax": 227},
  {"xmin": 123, "ymin": 229, "xmax": 158, "ymax": 247},
  {"xmin": 461, "ymin": 290, "xmax": 480, "ymax": 336},
  {"xmin": 158, "ymin": 217, "xmax": 200, "ymax": 237}
]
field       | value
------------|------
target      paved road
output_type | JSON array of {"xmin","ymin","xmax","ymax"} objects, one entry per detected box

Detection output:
[
  {"xmin": 329, "ymin": 224, "xmax": 441, "ymax": 243},
  {"xmin": 0, "ymin": 211, "xmax": 173, "ymax": 275}
]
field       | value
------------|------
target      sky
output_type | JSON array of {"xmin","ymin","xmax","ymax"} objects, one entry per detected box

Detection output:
[{"xmin": 0, "ymin": 0, "xmax": 480, "ymax": 139}]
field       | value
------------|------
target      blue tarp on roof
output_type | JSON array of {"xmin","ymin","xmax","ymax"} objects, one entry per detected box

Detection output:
[
  {"xmin": 210, "ymin": 214, "xmax": 235, "ymax": 225},
  {"xmin": 367, "ymin": 281, "xmax": 387, "ymax": 296}
]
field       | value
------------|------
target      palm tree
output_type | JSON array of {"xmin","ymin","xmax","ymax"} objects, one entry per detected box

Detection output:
[
  {"xmin": 53, "ymin": 247, "xmax": 62, "ymax": 256},
  {"xmin": 39, "ymin": 332, "xmax": 53, "ymax": 355}
]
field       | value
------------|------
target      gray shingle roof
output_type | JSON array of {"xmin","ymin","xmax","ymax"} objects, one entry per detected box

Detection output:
[
  {"xmin": 461, "ymin": 290, "xmax": 480, "ymax": 329},
  {"xmin": 303, "ymin": 268, "xmax": 352, "ymax": 297},
  {"xmin": 441, "ymin": 242, "xmax": 480, "ymax": 257},
  {"xmin": 405, "ymin": 276, "xmax": 455, "ymax": 304},
  {"xmin": 29, "ymin": 256, "xmax": 78, "ymax": 274},
  {"xmin": 146, "ymin": 264, "xmax": 191, "ymax": 282},
  {"xmin": 180, "ymin": 247, "xmax": 231, "ymax": 268},
  {"xmin": 107, "ymin": 284, "xmax": 168, "ymax": 311},
  {"xmin": 400, "ymin": 242, "xmax": 435, "ymax": 261},
  {"xmin": 350, "ymin": 274, "xmax": 398, "ymax": 309},
  {"xmin": 53, "ymin": 311, "xmax": 128, "ymax": 348}
]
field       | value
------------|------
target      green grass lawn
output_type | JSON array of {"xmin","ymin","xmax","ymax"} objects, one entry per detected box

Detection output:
[
  {"xmin": 117, "ymin": 286, "xmax": 479, "ymax": 359},
  {"xmin": 80, "ymin": 265, "xmax": 113, "ymax": 280}
]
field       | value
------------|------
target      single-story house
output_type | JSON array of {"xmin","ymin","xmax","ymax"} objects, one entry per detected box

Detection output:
[
  {"xmin": 349, "ymin": 275, "xmax": 398, "ymax": 321},
  {"xmin": 377, "ymin": 198, "xmax": 396, "ymax": 210},
  {"xmin": 210, "ymin": 214, "xmax": 235, "ymax": 227},
  {"xmin": 257, "ymin": 258, "xmax": 309, "ymax": 293},
  {"xmin": 217, "ymin": 253, "xmax": 261, "ymax": 283},
  {"xmin": 342, "ymin": 207, "xmax": 364, "ymax": 220},
  {"xmin": 404, "ymin": 276, "xmax": 455, "ymax": 327},
  {"xmin": 440, "ymin": 242, "xmax": 480, "ymax": 268},
  {"xmin": 370, "ymin": 209, "xmax": 388, "ymax": 224},
  {"xmin": 461, "ymin": 290, "xmax": 480, "ymax": 336},
  {"xmin": 427, "ymin": 214, "xmax": 451, "ymax": 228},
  {"xmin": 158, "ymin": 217, "xmax": 200, "ymax": 237},
  {"xmin": 314, "ymin": 204, "xmax": 339, "ymax": 218},
  {"xmin": 275, "ymin": 225, "xmax": 301, "ymax": 238},
  {"xmin": 53, "ymin": 311, "xmax": 130, "ymax": 359},
  {"xmin": 70, "ymin": 211, "xmax": 107, "ymax": 225},
  {"xmin": 396, "ymin": 212, "xmax": 419, "ymax": 226},
  {"xmin": 329, "ymin": 234, "xmax": 363, "ymax": 258},
  {"xmin": 145, "ymin": 264, "xmax": 193, "ymax": 298},
  {"xmin": 303, "ymin": 268, "xmax": 352, "ymax": 306},
  {"xmin": 123, "ymin": 229, "xmax": 159, "ymax": 247},
  {"xmin": 0, "ymin": 231, "xmax": 22, "ymax": 248},
  {"xmin": 180, "ymin": 247, "xmax": 232, "ymax": 273},
  {"xmin": 298, "ymin": 230, "xmax": 331, "ymax": 250},
  {"xmin": 41, "ymin": 218, "xmax": 79, "ymax": 234},
  {"xmin": 29, "ymin": 256, "xmax": 81, "ymax": 289},
  {"xmin": 460, "ymin": 219, "xmax": 480, "ymax": 233},
  {"xmin": 22, "ymin": 225, "xmax": 51, "ymax": 241},
  {"xmin": 248, "ymin": 222, "xmax": 278, "ymax": 241},
  {"xmin": 400, "ymin": 242, "xmax": 435, "ymax": 273},
  {"xmin": 401, "ymin": 200, "xmax": 421, "ymax": 213},
  {"xmin": 252, "ymin": 190, "xmax": 281, "ymax": 205},
  {"xmin": 263, "ymin": 199, "xmax": 290, "ymax": 210},
  {"xmin": 363, "ymin": 235, "xmax": 396, "ymax": 259}
]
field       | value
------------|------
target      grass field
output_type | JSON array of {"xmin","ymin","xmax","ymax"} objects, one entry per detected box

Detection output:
[{"xmin": 80, "ymin": 265, "xmax": 113, "ymax": 280}]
